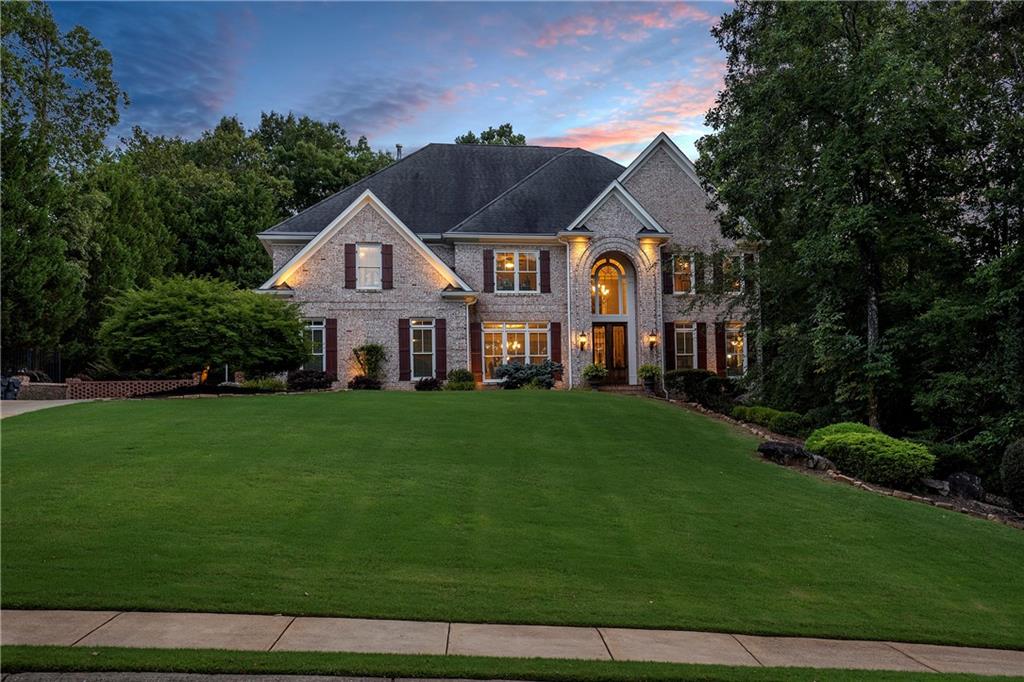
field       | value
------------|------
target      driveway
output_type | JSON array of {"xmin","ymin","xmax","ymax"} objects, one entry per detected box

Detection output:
[{"xmin": 1, "ymin": 400, "xmax": 90, "ymax": 419}]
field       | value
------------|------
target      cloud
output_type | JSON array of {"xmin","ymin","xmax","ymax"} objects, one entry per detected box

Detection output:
[
  {"xmin": 532, "ymin": 2, "xmax": 717, "ymax": 48},
  {"xmin": 510, "ymin": 47, "xmax": 529, "ymax": 58}
]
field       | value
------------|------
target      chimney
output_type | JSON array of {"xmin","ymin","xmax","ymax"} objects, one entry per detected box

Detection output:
[{"xmin": 395, "ymin": 144, "xmax": 403, "ymax": 160}]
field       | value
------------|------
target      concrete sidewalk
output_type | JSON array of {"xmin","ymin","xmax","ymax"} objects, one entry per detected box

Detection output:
[
  {"xmin": 0, "ymin": 400, "xmax": 89, "ymax": 419},
  {"xmin": 2, "ymin": 610, "xmax": 1023, "ymax": 676}
]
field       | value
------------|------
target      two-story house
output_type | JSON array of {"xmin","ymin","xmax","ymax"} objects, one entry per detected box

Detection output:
[{"xmin": 257, "ymin": 133, "xmax": 751, "ymax": 388}]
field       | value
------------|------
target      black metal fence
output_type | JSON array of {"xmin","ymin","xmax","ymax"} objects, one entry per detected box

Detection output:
[{"xmin": 2, "ymin": 349, "xmax": 64, "ymax": 382}]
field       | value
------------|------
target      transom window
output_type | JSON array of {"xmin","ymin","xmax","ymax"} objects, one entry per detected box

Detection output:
[
  {"xmin": 591, "ymin": 258, "xmax": 628, "ymax": 315},
  {"xmin": 495, "ymin": 250, "xmax": 538, "ymax": 292},
  {"xmin": 673, "ymin": 254, "xmax": 695, "ymax": 294},
  {"xmin": 302, "ymin": 320, "xmax": 325, "ymax": 371},
  {"xmin": 674, "ymin": 321, "xmax": 697, "ymax": 369},
  {"xmin": 725, "ymin": 322, "xmax": 747, "ymax": 377},
  {"xmin": 482, "ymin": 322, "xmax": 550, "ymax": 380},
  {"xmin": 356, "ymin": 243, "xmax": 382, "ymax": 290},
  {"xmin": 722, "ymin": 254, "xmax": 743, "ymax": 294},
  {"xmin": 410, "ymin": 319, "xmax": 435, "ymax": 380}
]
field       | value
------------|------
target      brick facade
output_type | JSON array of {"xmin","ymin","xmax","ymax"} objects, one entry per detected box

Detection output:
[{"xmin": 268, "ymin": 136, "xmax": 750, "ymax": 389}]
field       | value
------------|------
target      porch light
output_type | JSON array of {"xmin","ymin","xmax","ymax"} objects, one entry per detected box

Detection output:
[
  {"xmin": 577, "ymin": 332, "xmax": 588, "ymax": 351},
  {"xmin": 647, "ymin": 330, "xmax": 658, "ymax": 350}
]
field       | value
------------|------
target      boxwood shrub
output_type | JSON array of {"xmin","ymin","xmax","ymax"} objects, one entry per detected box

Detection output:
[
  {"xmin": 805, "ymin": 422, "xmax": 877, "ymax": 452},
  {"xmin": 730, "ymin": 405, "xmax": 806, "ymax": 437},
  {"xmin": 812, "ymin": 432, "xmax": 935, "ymax": 488}
]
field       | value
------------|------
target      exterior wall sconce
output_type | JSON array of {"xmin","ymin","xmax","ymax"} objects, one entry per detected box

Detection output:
[
  {"xmin": 577, "ymin": 332, "xmax": 588, "ymax": 351},
  {"xmin": 647, "ymin": 330, "xmax": 658, "ymax": 351}
]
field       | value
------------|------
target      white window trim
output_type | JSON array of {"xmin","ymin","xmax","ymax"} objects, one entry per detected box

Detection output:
[
  {"xmin": 673, "ymin": 321, "xmax": 697, "ymax": 370},
  {"xmin": 304, "ymin": 319, "xmax": 326, "ymax": 372},
  {"xmin": 725, "ymin": 323, "xmax": 748, "ymax": 377},
  {"xmin": 356, "ymin": 242, "xmax": 383, "ymax": 291},
  {"xmin": 723, "ymin": 254, "xmax": 744, "ymax": 295},
  {"xmin": 481, "ymin": 322, "xmax": 551, "ymax": 382},
  {"xmin": 410, "ymin": 318, "xmax": 435, "ymax": 381},
  {"xmin": 494, "ymin": 249, "xmax": 540, "ymax": 294},
  {"xmin": 672, "ymin": 253, "xmax": 696, "ymax": 295}
]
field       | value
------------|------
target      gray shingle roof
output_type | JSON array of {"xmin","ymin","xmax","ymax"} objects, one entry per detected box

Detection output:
[{"xmin": 262, "ymin": 143, "xmax": 623, "ymax": 236}]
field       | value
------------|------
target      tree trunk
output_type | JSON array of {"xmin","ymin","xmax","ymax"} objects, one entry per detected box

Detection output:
[{"xmin": 864, "ymin": 242, "xmax": 881, "ymax": 429}]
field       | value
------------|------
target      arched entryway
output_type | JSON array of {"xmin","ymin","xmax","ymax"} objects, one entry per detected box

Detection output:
[{"xmin": 590, "ymin": 253, "xmax": 637, "ymax": 384}]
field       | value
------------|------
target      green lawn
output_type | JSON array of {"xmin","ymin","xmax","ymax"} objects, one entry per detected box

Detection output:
[{"xmin": 2, "ymin": 392, "xmax": 1023, "ymax": 650}]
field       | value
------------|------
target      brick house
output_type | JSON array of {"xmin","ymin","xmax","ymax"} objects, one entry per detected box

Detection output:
[{"xmin": 257, "ymin": 133, "xmax": 752, "ymax": 388}]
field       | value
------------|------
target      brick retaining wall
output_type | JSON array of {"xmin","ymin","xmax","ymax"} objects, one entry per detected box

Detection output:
[
  {"xmin": 17, "ymin": 382, "xmax": 70, "ymax": 400},
  {"xmin": 66, "ymin": 377, "xmax": 199, "ymax": 399}
]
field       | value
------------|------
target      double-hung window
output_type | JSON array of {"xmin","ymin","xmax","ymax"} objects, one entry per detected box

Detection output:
[
  {"xmin": 722, "ymin": 254, "xmax": 743, "ymax": 294},
  {"xmin": 482, "ymin": 322, "xmax": 550, "ymax": 380},
  {"xmin": 356, "ymin": 243, "xmax": 382, "ymax": 290},
  {"xmin": 495, "ymin": 250, "xmax": 538, "ymax": 292},
  {"xmin": 410, "ymin": 319, "xmax": 435, "ymax": 380},
  {"xmin": 674, "ymin": 321, "xmax": 697, "ymax": 369},
  {"xmin": 673, "ymin": 254, "xmax": 695, "ymax": 294},
  {"xmin": 725, "ymin": 322, "xmax": 747, "ymax": 377},
  {"xmin": 303, "ymin": 320, "xmax": 326, "ymax": 371}
]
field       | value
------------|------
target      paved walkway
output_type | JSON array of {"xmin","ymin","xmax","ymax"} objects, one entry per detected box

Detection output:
[
  {"xmin": 0, "ymin": 400, "xmax": 89, "ymax": 419},
  {"xmin": 3, "ymin": 610, "xmax": 1023, "ymax": 676}
]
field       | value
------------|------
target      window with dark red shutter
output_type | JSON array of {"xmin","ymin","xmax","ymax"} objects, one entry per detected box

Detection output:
[
  {"xmin": 435, "ymin": 319, "xmax": 447, "ymax": 379},
  {"xmin": 482, "ymin": 250, "xmax": 494, "ymax": 293},
  {"xmin": 325, "ymin": 319, "xmax": 338, "ymax": 378},
  {"xmin": 344, "ymin": 244, "xmax": 356, "ymax": 289},
  {"xmin": 382, "ymin": 244, "xmax": 394, "ymax": 289},
  {"xmin": 470, "ymin": 322, "xmax": 483, "ymax": 381},
  {"xmin": 714, "ymin": 322, "xmax": 726, "ymax": 376},
  {"xmin": 697, "ymin": 322, "xmax": 708, "ymax": 370},
  {"xmin": 661, "ymin": 247, "xmax": 673, "ymax": 294},
  {"xmin": 398, "ymin": 319, "xmax": 411, "ymax": 381},
  {"xmin": 540, "ymin": 250, "xmax": 551, "ymax": 293},
  {"xmin": 550, "ymin": 321, "xmax": 562, "ymax": 379}
]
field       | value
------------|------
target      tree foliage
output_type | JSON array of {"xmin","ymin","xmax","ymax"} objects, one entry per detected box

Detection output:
[
  {"xmin": 98, "ymin": 277, "xmax": 309, "ymax": 377},
  {"xmin": 697, "ymin": 1, "xmax": 1023, "ymax": 474},
  {"xmin": 455, "ymin": 123, "xmax": 526, "ymax": 145}
]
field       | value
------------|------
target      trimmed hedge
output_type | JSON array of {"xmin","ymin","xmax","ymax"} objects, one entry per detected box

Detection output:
[
  {"xmin": 730, "ymin": 405, "xmax": 806, "ymax": 437},
  {"xmin": 812, "ymin": 432, "xmax": 935, "ymax": 488},
  {"xmin": 805, "ymin": 422, "xmax": 877, "ymax": 452}
]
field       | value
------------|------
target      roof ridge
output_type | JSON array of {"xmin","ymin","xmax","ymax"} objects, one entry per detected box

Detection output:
[
  {"xmin": 263, "ymin": 143, "xmax": 434, "ymax": 233},
  {"xmin": 446, "ymin": 148, "xmax": 576, "ymax": 233},
  {"xmin": 573, "ymin": 146, "xmax": 626, "ymax": 170}
]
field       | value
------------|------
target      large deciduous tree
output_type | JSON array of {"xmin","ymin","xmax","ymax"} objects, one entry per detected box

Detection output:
[{"xmin": 455, "ymin": 123, "xmax": 526, "ymax": 145}]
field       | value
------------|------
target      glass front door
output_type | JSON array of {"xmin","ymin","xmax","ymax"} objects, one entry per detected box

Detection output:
[{"xmin": 592, "ymin": 322, "xmax": 628, "ymax": 384}]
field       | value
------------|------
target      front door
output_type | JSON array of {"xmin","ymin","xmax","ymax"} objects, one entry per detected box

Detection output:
[{"xmin": 593, "ymin": 322, "xmax": 628, "ymax": 384}]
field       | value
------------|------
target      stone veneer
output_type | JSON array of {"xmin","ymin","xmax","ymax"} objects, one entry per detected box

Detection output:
[{"xmin": 270, "ymin": 138, "xmax": 750, "ymax": 388}]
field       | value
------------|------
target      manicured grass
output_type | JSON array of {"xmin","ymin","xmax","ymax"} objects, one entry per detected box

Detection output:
[
  {"xmin": 2, "ymin": 392, "xmax": 1023, "ymax": 649},
  {"xmin": 2, "ymin": 646, "xmax": 1014, "ymax": 682}
]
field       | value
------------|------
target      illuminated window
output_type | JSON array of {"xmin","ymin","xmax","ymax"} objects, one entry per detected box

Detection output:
[
  {"xmin": 591, "ymin": 258, "xmax": 627, "ymax": 315},
  {"xmin": 722, "ymin": 255, "xmax": 743, "ymax": 294},
  {"xmin": 482, "ymin": 322, "xmax": 551, "ymax": 381},
  {"xmin": 302, "ymin": 320, "xmax": 325, "ymax": 371},
  {"xmin": 673, "ymin": 254, "xmax": 695, "ymax": 294},
  {"xmin": 725, "ymin": 322, "xmax": 747, "ymax": 377},
  {"xmin": 410, "ymin": 319, "xmax": 435, "ymax": 380},
  {"xmin": 356, "ymin": 243, "xmax": 382, "ymax": 290},
  {"xmin": 674, "ymin": 321, "xmax": 697, "ymax": 369},
  {"xmin": 495, "ymin": 250, "xmax": 538, "ymax": 292}
]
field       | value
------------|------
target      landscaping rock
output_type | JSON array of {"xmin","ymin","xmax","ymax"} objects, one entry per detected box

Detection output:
[
  {"xmin": 922, "ymin": 478, "xmax": 950, "ymax": 496},
  {"xmin": 757, "ymin": 441, "xmax": 809, "ymax": 465},
  {"xmin": 893, "ymin": 490, "xmax": 913, "ymax": 500},
  {"xmin": 948, "ymin": 472, "xmax": 985, "ymax": 500},
  {"xmin": 808, "ymin": 454, "xmax": 836, "ymax": 471}
]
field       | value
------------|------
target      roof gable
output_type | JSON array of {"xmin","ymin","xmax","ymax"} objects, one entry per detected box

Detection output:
[
  {"xmin": 618, "ymin": 132, "xmax": 704, "ymax": 192},
  {"xmin": 565, "ymin": 181, "xmax": 665, "ymax": 234},
  {"xmin": 260, "ymin": 190, "xmax": 472, "ymax": 292}
]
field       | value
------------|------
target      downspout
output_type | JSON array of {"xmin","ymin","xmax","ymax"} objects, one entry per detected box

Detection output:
[{"xmin": 564, "ymin": 240, "xmax": 573, "ymax": 388}]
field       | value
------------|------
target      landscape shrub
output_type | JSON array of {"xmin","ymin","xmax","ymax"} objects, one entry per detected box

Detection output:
[
  {"xmin": 581, "ymin": 363, "xmax": 608, "ymax": 383},
  {"xmin": 288, "ymin": 369, "xmax": 334, "ymax": 391},
  {"xmin": 805, "ymin": 422, "xmax": 878, "ymax": 452},
  {"xmin": 665, "ymin": 368, "xmax": 733, "ymax": 410},
  {"xmin": 347, "ymin": 375, "xmax": 382, "ymax": 390},
  {"xmin": 813, "ymin": 432, "xmax": 935, "ymax": 488},
  {"xmin": 1001, "ymin": 439, "xmax": 1024, "ymax": 511},
  {"xmin": 769, "ymin": 411, "xmax": 806, "ymax": 437},
  {"xmin": 447, "ymin": 368, "xmax": 474, "ymax": 383},
  {"xmin": 930, "ymin": 442, "xmax": 978, "ymax": 481},
  {"xmin": 493, "ymin": 360, "xmax": 563, "ymax": 389},
  {"xmin": 241, "ymin": 377, "xmax": 287, "ymax": 392},
  {"xmin": 98, "ymin": 276, "xmax": 309, "ymax": 378},
  {"xmin": 730, "ymin": 404, "xmax": 806, "ymax": 436},
  {"xmin": 353, "ymin": 344, "xmax": 387, "ymax": 381},
  {"xmin": 414, "ymin": 377, "xmax": 442, "ymax": 391},
  {"xmin": 444, "ymin": 380, "xmax": 475, "ymax": 391},
  {"xmin": 637, "ymin": 364, "xmax": 662, "ymax": 385}
]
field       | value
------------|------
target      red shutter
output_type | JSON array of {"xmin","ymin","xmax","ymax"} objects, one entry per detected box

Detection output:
[
  {"xmin": 664, "ymin": 322, "xmax": 675, "ymax": 371},
  {"xmin": 435, "ymin": 319, "xmax": 447, "ymax": 379},
  {"xmin": 661, "ymin": 247, "xmax": 673, "ymax": 294},
  {"xmin": 382, "ymin": 244, "xmax": 394, "ymax": 289},
  {"xmin": 483, "ymin": 250, "xmax": 494, "ymax": 293},
  {"xmin": 470, "ymin": 322, "xmax": 483, "ymax": 381},
  {"xmin": 550, "ymin": 321, "xmax": 562, "ymax": 379},
  {"xmin": 398, "ymin": 318, "xmax": 410, "ymax": 381},
  {"xmin": 697, "ymin": 322, "xmax": 708, "ymax": 370},
  {"xmin": 694, "ymin": 254, "xmax": 705, "ymax": 294},
  {"xmin": 540, "ymin": 250, "xmax": 551, "ymax": 293},
  {"xmin": 344, "ymin": 244, "xmax": 356, "ymax": 289},
  {"xmin": 325, "ymin": 318, "xmax": 338, "ymax": 379},
  {"xmin": 712, "ymin": 255, "xmax": 723, "ymax": 292},
  {"xmin": 714, "ymin": 322, "xmax": 726, "ymax": 376},
  {"xmin": 743, "ymin": 252, "xmax": 754, "ymax": 293}
]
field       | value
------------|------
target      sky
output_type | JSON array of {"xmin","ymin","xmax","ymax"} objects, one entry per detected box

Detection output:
[{"xmin": 51, "ymin": 1, "xmax": 731, "ymax": 164}]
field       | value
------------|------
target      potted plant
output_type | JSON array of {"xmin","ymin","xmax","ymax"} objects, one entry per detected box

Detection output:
[
  {"xmin": 581, "ymin": 362, "xmax": 608, "ymax": 389},
  {"xmin": 638, "ymin": 364, "xmax": 662, "ymax": 393}
]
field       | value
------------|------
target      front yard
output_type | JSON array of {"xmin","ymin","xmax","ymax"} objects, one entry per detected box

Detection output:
[{"xmin": 2, "ymin": 391, "xmax": 1023, "ymax": 649}]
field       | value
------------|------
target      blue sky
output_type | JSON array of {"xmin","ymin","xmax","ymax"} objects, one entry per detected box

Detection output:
[{"xmin": 52, "ymin": 1, "xmax": 731, "ymax": 163}]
